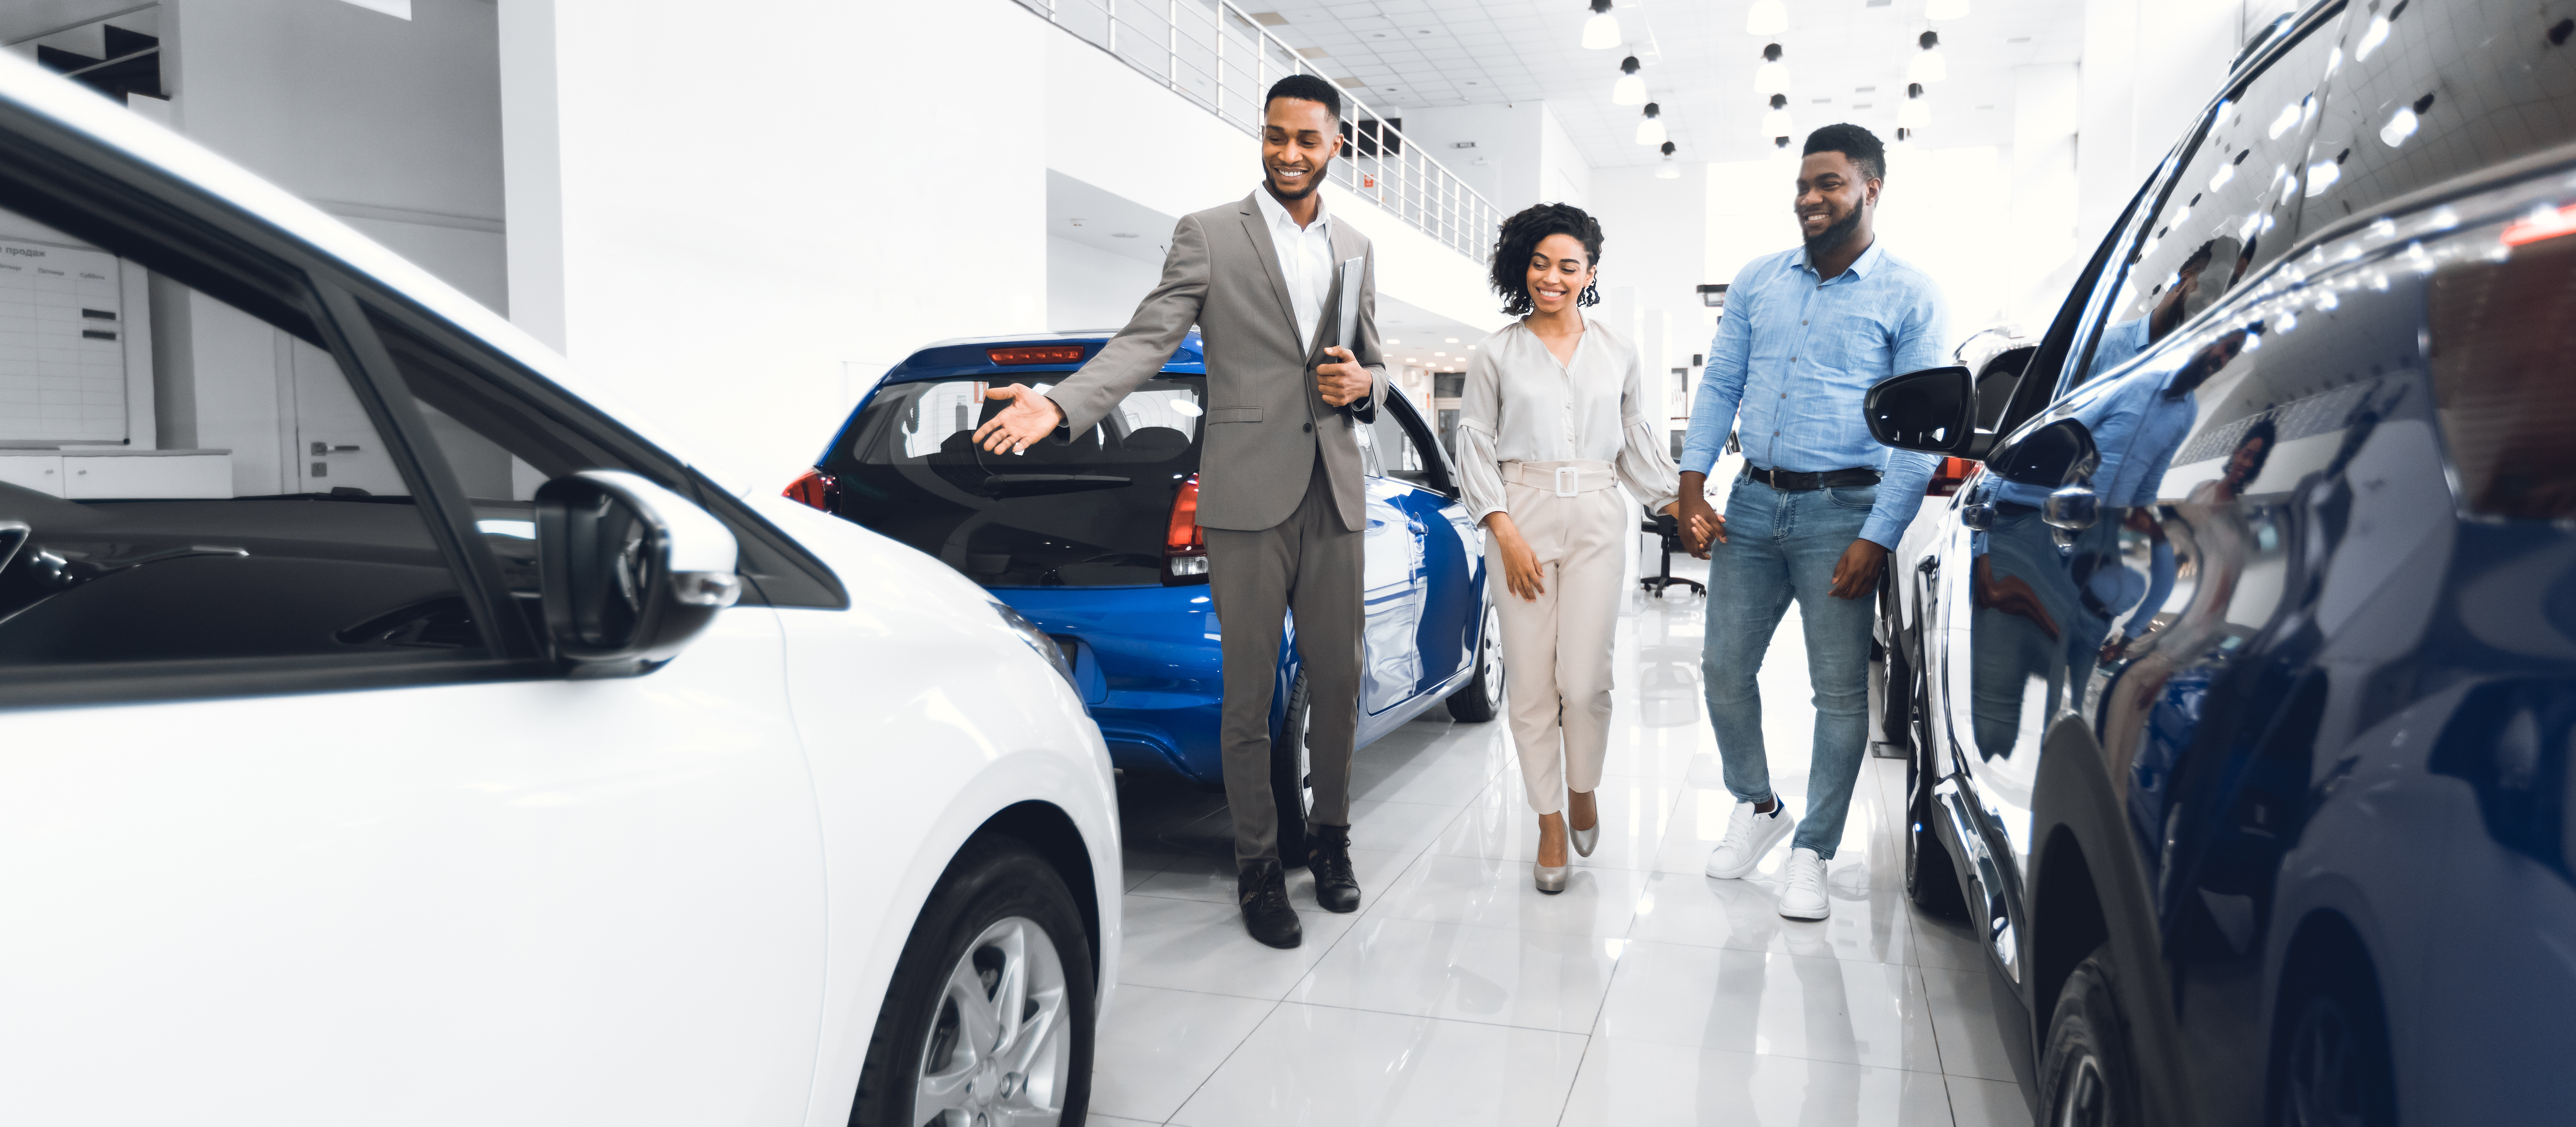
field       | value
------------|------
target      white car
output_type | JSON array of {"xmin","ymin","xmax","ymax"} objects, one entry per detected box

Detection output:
[{"xmin": 0, "ymin": 54, "xmax": 1115, "ymax": 1127}]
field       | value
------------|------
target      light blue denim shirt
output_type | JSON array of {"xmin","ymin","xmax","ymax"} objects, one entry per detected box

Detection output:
[{"xmin": 1681, "ymin": 240, "xmax": 1950, "ymax": 548}]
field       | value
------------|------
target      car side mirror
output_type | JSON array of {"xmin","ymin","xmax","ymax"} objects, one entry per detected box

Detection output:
[
  {"xmin": 1987, "ymin": 418, "xmax": 2101, "ymax": 488},
  {"xmin": 1865, "ymin": 366, "xmax": 1976, "ymax": 454},
  {"xmin": 535, "ymin": 470, "xmax": 742, "ymax": 678}
]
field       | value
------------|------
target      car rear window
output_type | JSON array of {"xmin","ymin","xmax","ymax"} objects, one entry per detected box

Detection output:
[{"xmin": 827, "ymin": 376, "xmax": 1205, "ymax": 587}]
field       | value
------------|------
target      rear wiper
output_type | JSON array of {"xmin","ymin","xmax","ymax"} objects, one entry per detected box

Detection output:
[{"xmin": 977, "ymin": 474, "xmax": 1131, "ymax": 498}]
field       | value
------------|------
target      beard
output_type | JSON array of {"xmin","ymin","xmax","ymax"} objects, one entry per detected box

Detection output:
[
  {"xmin": 1267, "ymin": 163, "xmax": 1326, "ymax": 202},
  {"xmin": 1802, "ymin": 208, "xmax": 1863, "ymax": 259}
]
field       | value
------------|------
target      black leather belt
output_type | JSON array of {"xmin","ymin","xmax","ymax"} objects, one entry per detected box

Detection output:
[{"xmin": 1742, "ymin": 465, "xmax": 1883, "ymax": 491}]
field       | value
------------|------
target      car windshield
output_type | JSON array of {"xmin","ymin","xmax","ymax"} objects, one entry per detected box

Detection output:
[{"xmin": 828, "ymin": 375, "xmax": 1205, "ymax": 587}]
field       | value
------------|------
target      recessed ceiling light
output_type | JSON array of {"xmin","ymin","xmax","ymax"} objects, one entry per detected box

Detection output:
[
  {"xmin": 1111, "ymin": 232, "xmax": 1139, "ymax": 238},
  {"xmin": 2007, "ymin": 36, "xmax": 2032, "ymax": 44},
  {"xmin": 1852, "ymin": 103, "xmax": 1873, "ymax": 110},
  {"xmin": 1297, "ymin": 48, "xmax": 1327, "ymax": 58},
  {"xmin": 1855, "ymin": 86, "xmax": 1877, "ymax": 93},
  {"xmin": 1976, "ymin": 104, "xmax": 1994, "ymax": 110},
  {"xmin": 1445, "ymin": 338, "xmax": 1459, "ymax": 343},
  {"xmin": 1249, "ymin": 11, "xmax": 1286, "ymax": 26}
]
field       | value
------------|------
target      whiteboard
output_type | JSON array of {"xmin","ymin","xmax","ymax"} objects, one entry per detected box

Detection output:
[{"xmin": 0, "ymin": 237, "xmax": 126, "ymax": 444}]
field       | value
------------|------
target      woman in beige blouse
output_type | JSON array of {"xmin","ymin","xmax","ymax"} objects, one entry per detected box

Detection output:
[{"xmin": 1459, "ymin": 203, "xmax": 1698, "ymax": 893}]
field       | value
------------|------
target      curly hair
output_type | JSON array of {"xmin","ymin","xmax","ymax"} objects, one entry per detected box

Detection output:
[{"xmin": 1489, "ymin": 202, "xmax": 1604, "ymax": 317}]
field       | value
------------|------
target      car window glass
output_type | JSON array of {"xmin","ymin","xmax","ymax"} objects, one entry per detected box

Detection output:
[
  {"xmin": 0, "ymin": 204, "xmax": 481, "ymax": 671},
  {"xmin": 2073, "ymin": 12, "xmax": 2346, "ymax": 389},
  {"xmin": 2301, "ymin": 0, "xmax": 2576, "ymax": 244},
  {"xmin": 825, "ymin": 375, "xmax": 1206, "ymax": 587}
]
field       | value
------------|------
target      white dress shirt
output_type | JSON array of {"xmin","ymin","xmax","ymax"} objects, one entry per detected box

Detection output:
[
  {"xmin": 1457, "ymin": 316, "xmax": 1682, "ymax": 528},
  {"xmin": 1252, "ymin": 184, "xmax": 1335, "ymax": 352}
]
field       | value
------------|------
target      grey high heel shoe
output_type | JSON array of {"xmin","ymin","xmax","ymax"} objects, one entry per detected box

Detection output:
[
  {"xmin": 1533, "ymin": 861, "xmax": 1569, "ymax": 894},
  {"xmin": 1569, "ymin": 791, "xmax": 1599, "ymax": 857}
]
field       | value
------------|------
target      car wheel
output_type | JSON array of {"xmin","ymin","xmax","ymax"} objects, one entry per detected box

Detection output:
[
  {"xmin": 1272, "ymin": 671, "xmax": 1315, "ymax": 864},
  {"xmin": 1903, "ymin": 620, "xmax": 1968, "ymax": 919},
  {"xmin": 2272, "ymin": 949, "xmax": 2396, "ymax": 1127},
  {"xmin": 1445, "ymin": 599, "xmax": 1506, "ymax": 723},
  {"xmin": 2037, "ymin": 944, "xmax": 2144, "ymax": 1127},
  {"xmin": 850, "ymin": 836, "xmax": 1094, "ymax": 1127}
]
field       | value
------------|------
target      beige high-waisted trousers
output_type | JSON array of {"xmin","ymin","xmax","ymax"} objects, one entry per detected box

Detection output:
[{"xmin": 1489, "ymin": 459, "xmax": 1627, "ymax": 817}]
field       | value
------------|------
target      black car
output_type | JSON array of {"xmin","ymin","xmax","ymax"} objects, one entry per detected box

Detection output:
[{"xmin": 1867, "ymin": 3, "xmax": 2576, "ymax": 1124}]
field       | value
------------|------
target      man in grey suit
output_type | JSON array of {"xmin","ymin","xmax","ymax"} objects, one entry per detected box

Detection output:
[{"xmin": 975, "ymin": 74, "xmax": 1384, "ymax": 949}]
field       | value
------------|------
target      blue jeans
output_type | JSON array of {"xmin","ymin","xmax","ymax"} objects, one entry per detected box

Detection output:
[{"xmin": 1701, "ymin": 477, "xmax": 1879, "ymax": 859}]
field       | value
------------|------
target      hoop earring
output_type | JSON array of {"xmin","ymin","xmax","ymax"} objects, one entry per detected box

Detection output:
[{"xmin": 1578, "ymin": 282, "xmax": 1601, "ymax": 306}]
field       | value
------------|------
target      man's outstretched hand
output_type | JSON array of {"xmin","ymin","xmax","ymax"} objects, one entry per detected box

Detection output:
[
  {"xmin": 1316, "ymin": 346, "xmax": 1372, "ymax": 407},
  {"xmin": 973, "ymin": 383, "xmax": 1065, "ymax": 454}
]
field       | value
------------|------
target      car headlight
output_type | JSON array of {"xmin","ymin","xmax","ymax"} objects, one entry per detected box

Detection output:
[{"xmin": 990, "ymin": 600, "xmax": 1077, "ymax": 690}]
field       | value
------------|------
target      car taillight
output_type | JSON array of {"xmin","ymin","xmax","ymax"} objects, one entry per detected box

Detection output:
[
  {"xmin": 784, "ymin": 468, "xmax": 841, "ymax": 512},
  {"xmin": 1927, "ymin": 456, "xmax": 1980, "ymax": 497},
  {"xmin": 1164, "ymin": 474, "xmax": 1208, "ymax": 585}
]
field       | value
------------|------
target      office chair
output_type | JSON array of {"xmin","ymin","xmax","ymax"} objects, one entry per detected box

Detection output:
[{"xmin": 1639, "ymin": 512, "xmax": 1705, "ymax": 597}]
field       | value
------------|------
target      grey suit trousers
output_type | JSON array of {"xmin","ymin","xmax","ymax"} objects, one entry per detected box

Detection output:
[{"xmin": 1205, "ymin": 458, "xmax": 1363, "ymax": 868}]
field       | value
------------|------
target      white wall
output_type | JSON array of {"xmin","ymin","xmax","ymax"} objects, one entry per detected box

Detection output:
[
  {"xmin": 1400, "ymin": 100, "xmax": 1589, "ymax": 220},
  {"xmin": 502, "ymin": 0, "xmax": 1049, "ymax": 492},
  {"xmin": 2011, "ymin": 63, "xmax": 2085, "ymax": 331},
  {"xmin": 1047, "ymin": 237, "xmax": 1160, "ymax": 332},
  {"xmin": 167, "ymin": 0, "xmax": 507, "ymax": 311},
  {"xmin": 2077, "ymin": 0, "xmax": 2293, "ymax": 245},
  {"xmin": 1042, "ymin": 31, "xmax": 1501, "ymax": 338},
  {"xmin": 1585, "ymin": 163, "xmax": 1709, "ymax": 430}
]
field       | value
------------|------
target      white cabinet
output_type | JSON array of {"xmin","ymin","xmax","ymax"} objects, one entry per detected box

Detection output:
[
  {"xmin": 0, "ymin": 451, "xmax": 231, "ymax": 498},
  {"xmin": 0, "ymin": 454, "xmax": 65, "ymax": 496},
  {"xmin": 62, "ymin": 452, "xmax": 232, "ymax": 498}
]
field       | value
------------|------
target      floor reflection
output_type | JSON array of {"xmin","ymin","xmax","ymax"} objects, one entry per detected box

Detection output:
[{"xmin": 1094, "ymin": 558, "xmax": 2033, "ymax": 1127}]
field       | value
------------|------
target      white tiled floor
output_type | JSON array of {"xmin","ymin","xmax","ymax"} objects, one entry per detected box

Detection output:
[{"xmin": 1092, "ymin": 566, "xmax": 2035, "ymax": 1126}]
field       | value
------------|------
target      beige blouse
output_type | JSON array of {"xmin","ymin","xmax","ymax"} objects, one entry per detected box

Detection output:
[{"xmin": 1457, "ymin": 316, "xmax": 1681, "ymax": 528}]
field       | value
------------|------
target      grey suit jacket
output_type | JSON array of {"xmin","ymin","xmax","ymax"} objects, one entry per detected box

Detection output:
[{"xmin": 1042, "ymin": 190, "xmax": 1386, "ymax": 532}]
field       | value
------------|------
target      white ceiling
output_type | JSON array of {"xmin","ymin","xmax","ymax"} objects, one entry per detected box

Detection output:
[{"xmin": 1242, "ymin": 0, "xmax": 2084, "ymax": 169}]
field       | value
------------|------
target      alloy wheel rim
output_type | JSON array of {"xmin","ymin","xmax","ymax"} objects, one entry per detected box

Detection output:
[
  {"xmin": 2054, "ymin": 1051, "xmax": 2108, "ymax": 1127},
  {"xmin": 1481, "ymin": 604, "xmax": 1507, "ymax": 708},
  {"xmin": 913, "ymin": 915, "xmax": 1071, "ymax": 1127},
  {"xmin": 2284, "ymin": 996, "xmax": 2364, "ymax": 1127}
]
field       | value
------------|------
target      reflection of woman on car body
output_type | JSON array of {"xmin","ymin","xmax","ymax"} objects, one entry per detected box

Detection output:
[{"xmin": 1457, "ymin": 204, "xmax": 1693, "ymax": 893}]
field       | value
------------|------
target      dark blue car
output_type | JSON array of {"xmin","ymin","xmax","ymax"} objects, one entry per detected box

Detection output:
[
  {"xmin": 1864, "ymin": 5, "xmax": 2576, "ymax": 1124},
  {"xmin": 787, "ymin": 331, "xmax": 1501, "ymax": 854}
]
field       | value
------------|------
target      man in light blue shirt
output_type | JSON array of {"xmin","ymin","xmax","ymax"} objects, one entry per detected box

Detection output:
[{"xmin": 1681, "ymin": 124, "xmax": 1949, "ymax": 921}]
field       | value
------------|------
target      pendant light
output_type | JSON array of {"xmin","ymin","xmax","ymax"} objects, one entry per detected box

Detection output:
[
  {"xmin": 1636, "ymin": 101, "xmax": 1666, "ymax": 146},
  {"xmin": 1582, "ymin": 1, "xmax": 1620, "ymax": 50},
  {"xmin": 1893, "ymin": 127, "xmax": 1915, "ymax": 150},
  {"xmin": 1753, "ymin": 43, "xmax": 1789, "ymax": 94},
  {"xmin": 1908, "ymin": 31, "xmax": 1946, "ymax": 84},
  {"xmin": 1925, "ymin": 0, "xmax": 1970, "ymax": 19},
  {"xmin": 1899, "ymin": 82, "xmax": 1930, "ymax": 129},
  {"xmin": 1656, "ymin": 140, "xmax": 1680, "ymax": 179},
  {"xmin": 1612, "ymin": 55, "xmax": 1647, "ymax": 105},
  {"xmin": 1760, "ymin": 93, "xmax": 1792, "ymax": 139},
  {"xmin": 1745, "ymin": 0, "xmax": 1787, "ymax": 36}
]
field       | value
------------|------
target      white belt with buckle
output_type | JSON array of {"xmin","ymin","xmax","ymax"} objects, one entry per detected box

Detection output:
[{"xmin": 1555, "ymin": 466, "xmax": 1580, "ymax": 496}]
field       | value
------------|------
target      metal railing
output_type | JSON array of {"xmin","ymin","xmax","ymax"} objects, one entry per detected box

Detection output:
[{"xmin": 1013, "ymin": 0, "xmax": 1501, "ymax": 261}]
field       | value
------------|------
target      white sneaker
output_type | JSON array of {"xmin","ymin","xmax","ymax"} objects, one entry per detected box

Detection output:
[
  {"xmin": 1778, "ymin": 847, "xmax": 1830, "ymax": 920},
  {"xmin": 1704, "ymin": 800, "xmax": 1794, "ymax": 879}
]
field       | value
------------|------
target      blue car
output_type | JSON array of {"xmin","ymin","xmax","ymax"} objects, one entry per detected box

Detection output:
[
  {"xmin": 1865, "ymin": 5, "xmax": 2576, "ymax": 1124},
  {"xmin": 788, "ymin": 331, "xmax": 1502, "ymax": 854}
]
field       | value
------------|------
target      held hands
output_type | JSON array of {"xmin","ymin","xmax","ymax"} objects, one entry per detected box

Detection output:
[
  {"xmin": 1676, "ymin": 472, "xmax": 1728, "ymax": 558},
  {"xmin": 972, "ymin": 383, "xmax": 1064, "ymax": 455},
  {"xmin": 1315, "ymin": 346, "xmax": 1372, "ymax": 407}
]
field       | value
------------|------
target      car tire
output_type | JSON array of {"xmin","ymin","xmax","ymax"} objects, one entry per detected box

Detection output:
[
  {"xmin": 849, "ymin": 836, "xmax": 1095, "ymax": 1127},
  {"xmin": 1272, "ymin": 671, "xmax": 1315, "ymax": 865},
  {"xmin": 2270, "ymin": 943, "xmax": 2397, "ymax": 1127},
  {"xmin": 1903, "ymin": 620, "xmax": 1969, "ymax": 919},
  {"xmin": 1445, "ymin": 599, "xmax": 1506, "ymax": 723},
  {"xmin": 2037, "ymin": 944, "xmax": 2145, "ymax": 1127}
]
